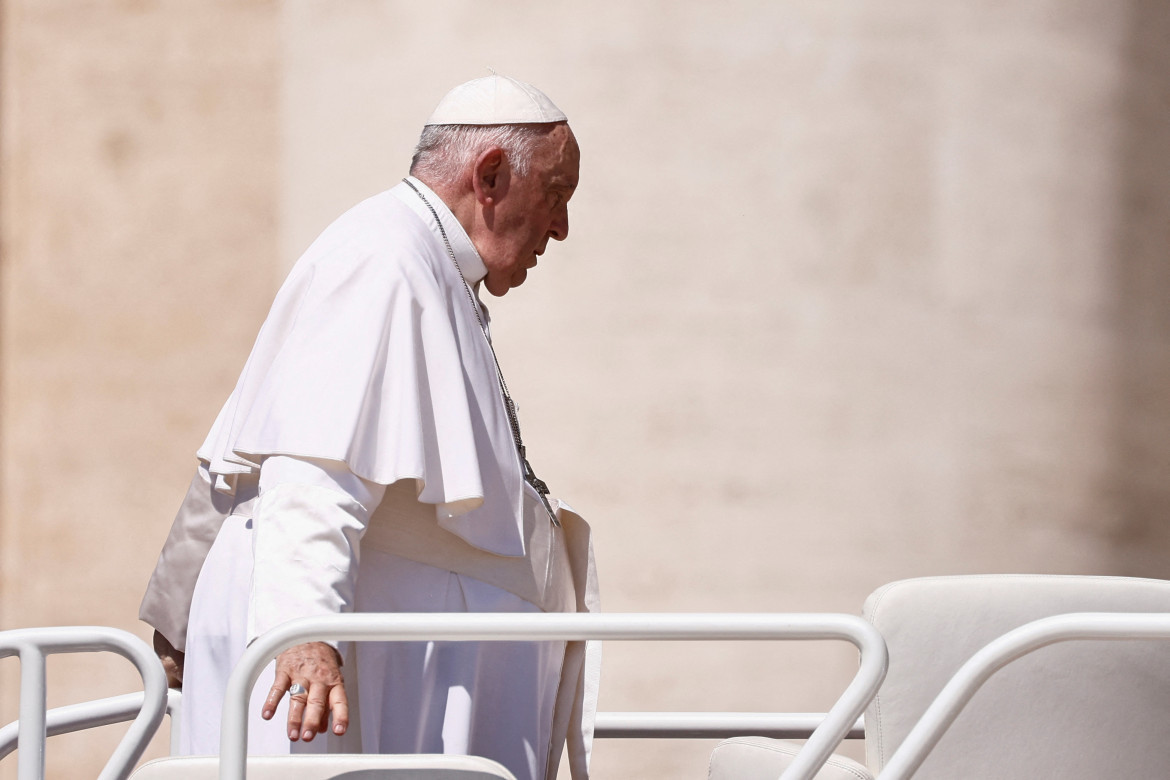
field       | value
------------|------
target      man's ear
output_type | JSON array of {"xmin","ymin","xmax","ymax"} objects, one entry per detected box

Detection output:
[{"xmin": 472, "ymin": 147, "xmax": 510, "ymax": 206}]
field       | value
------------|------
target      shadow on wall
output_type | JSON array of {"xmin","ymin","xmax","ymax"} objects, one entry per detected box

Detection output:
[{"xmin": 1107, "ymin": 0, "xmax": 1170, "ymax": 577}]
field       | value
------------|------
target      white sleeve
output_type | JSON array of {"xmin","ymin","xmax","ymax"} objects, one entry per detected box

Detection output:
[{"xmin": 247, "ymin": 455, "xmax": 387, "ymax": 645}]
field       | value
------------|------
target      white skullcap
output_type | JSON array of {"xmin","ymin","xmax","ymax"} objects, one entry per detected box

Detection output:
[{"xmin": 424, "ymin": 74, "xmax": 567, "ymax": 126}]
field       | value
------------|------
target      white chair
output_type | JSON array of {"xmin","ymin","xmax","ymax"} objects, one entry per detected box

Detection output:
[
  {"xmin": 709, "ymin": 574, "xmax": 1170, "ymax": 779},
  {"xmin": 709, "ymin": 737, "xmax": 873, "ymax": 780}
]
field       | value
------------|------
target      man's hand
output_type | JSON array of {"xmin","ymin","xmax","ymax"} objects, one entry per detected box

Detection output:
[
  {"xmin": 263, "ymin": 641, "xmax": 348, "ymax": 742},
  {"xmin": 152, "ymin": 630, "xmax": 185, "ymax": 690}
]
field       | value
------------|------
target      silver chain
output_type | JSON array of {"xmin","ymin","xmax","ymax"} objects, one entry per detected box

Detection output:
[{"xmin": 403, "ymin": 178, "xmax": 559, "ymax": 527}]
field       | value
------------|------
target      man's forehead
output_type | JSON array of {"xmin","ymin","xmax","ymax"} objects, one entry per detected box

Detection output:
[
  {"xmin": 547, "ymin": 162, "xmax": 579, "ymax": 191},
  {"xmin": 542, "ymin": 125, "xmax": 580, "ymax": 187}
]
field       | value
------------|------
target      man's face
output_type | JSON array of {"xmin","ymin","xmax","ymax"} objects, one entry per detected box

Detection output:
[{"xmin": 479, "ymin": 124, "xmax": 580, "ymax": 296}]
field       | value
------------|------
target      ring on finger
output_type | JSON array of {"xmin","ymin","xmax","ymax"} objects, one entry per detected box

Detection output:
[{"xmin": 288, "ymin": 683, "xmax": 307, "ymax": 696}]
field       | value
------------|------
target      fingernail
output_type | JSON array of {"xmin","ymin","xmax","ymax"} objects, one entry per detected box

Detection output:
[
  {"xmin": 334, "ymin": 724, "xmax": 344, "ymax": 734},
  {"xmin": 303, "ymin": 730, "xmax": 314, "ymax": 740},
  {"xmin": 289, "ymin": 729, "xmax": 298, "ymax": 740},
  {"xmin": 262, "ymin": 709, "xmax": 272, "ymax": 719}
]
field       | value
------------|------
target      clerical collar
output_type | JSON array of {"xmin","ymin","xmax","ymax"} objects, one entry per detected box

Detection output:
[{"xmin": 397, "ymin": 176, "xmax": 487, "ymax": 286}]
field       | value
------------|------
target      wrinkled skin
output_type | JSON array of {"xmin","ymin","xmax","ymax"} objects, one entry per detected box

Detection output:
[
  {"xmin": 154, "ymin": 629, "xmax": 347, "ymax": 740},
  {"xmin": 472, "ymin": 123, "xmax": 580, "ymax": 296},
  {"xmin": 262, "ymin": 641, "xmax": 348, "ymax": 741},
  {"xmin": 420, "ymin": 122, "xmax": 581, "ymax": 297}
]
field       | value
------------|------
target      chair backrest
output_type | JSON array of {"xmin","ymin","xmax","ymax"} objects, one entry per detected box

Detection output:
[
  {"xmin": 863, "ymin": 574, "xmax": 1170, "ymax": 779},
  {"xmin": 708, "ymin": 736, "xmax": 874, "ymax": 780},
  {"xmin": 129, "ymin": 754, "xmax": 518, "ymax": 779}
]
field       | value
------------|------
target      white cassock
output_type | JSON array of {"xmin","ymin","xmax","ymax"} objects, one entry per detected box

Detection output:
[{"xmin": 140, "ymin": 178, "xmax": 600, "ymax": 780}]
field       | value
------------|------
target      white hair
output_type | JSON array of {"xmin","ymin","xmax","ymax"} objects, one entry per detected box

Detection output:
[{"xmin": 409, "ymin": 123, "xmax": 558, "ymax": 183}]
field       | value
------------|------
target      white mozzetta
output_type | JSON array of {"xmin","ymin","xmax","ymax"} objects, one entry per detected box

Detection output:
[{"xmin": 196, "ymin": 177, "xmax": 527, "ymax": 557}]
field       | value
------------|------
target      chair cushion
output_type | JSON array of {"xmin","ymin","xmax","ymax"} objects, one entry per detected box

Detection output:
[
  {"xmin": 130, "ymin": 753, "xmax": 518, "ymax": 779},
  {"xmin": 863, "ymin": 574, "xmax": 1170, "ymax": 779},
  {"xmin": 708, "ymin": 737, "xmax": 873, "ymax": 780}
]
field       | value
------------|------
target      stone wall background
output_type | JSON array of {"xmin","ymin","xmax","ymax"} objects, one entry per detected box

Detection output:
[{"xmin": 2, "ymin": 1, "xmax": 1168, "ymax": 778}]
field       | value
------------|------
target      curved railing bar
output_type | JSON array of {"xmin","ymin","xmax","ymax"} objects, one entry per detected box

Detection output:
[
  {"xmin": 0, "ymin": 627, "xmax": 168, "ymax": 780},
  {"xmin": 0, "ymin": 689, "xmax": 853, "ymax": 756},
  {"xmin": 0, "ymin": 695, "xmax": 862, "ymax": 751},
  {"xmin": 220, "ymin": 612, "xmax": 888, "ymax": 780},
  {"xmin": 879, "ymin": 612, "xmax": 1170, "ymax": 780},
  {"xmin": 0, "ymin": 688, "xmax": 182, "ymax": 761}
]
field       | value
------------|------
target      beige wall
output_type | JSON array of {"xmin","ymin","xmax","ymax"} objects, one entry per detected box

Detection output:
[
  {"xmin": 2, "ymin": 1, "xmax": 1168, "ymax": 778},
  {"xmin": 0, "ymin": 1, "xmax": 281, "ymax": 775}
]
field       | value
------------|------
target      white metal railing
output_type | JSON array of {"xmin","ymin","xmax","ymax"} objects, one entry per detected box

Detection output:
[
  {"xmin": 0, "ymin": 690, "xmax": 182, "ymax": 761},
  {"xmin": 219, "ymin": 612, "xmax": 888, "ymax": 780},
  {"xmin": 0, "ymin": 626, "xmax": 168, "ymax": 780},
  {"xmin": 879, "ymin": 612, "xmax": 1170, "ymax": 780},
  {"xmin": 0, "ymin": 614, "xmax": 884, "ymax": 780},
  {"xmin": 11, "ymin": 612, "xmax": 1163, "ymax": 779},
  {"xmin": 0, "ymin": 688, "xmax": 859, "ymax": 751},
  {"xmin": 593, "ymin": 711, "xmax": 865, "ymax": 740}
]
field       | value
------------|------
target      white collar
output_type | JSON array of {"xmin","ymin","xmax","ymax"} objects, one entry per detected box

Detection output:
[{"xmin": 396, "ymin": 176, "xmax": 487, "ymax": 287}]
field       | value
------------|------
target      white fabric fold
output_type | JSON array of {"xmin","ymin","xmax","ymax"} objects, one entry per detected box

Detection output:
[
  {"xmin": 196, "ymin": 177, "xmax": 527, "ymax": 557},
  {"xmin": 248, "ymin": 456, "xmax": 387, "ymax": 644}
]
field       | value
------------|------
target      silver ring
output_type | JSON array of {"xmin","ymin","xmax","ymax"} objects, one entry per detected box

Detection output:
[{"xmin": 288, "ymin": 683, "xmax": 307, "ymax": 696}]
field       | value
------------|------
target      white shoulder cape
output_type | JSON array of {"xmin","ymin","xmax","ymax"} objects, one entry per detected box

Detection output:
[{"xmin": 196, "ymin": 178, "xmax": 526, "ymax": 556}]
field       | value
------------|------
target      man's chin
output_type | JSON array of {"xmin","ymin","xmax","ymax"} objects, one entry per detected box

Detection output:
[
  {"xmin": 484, "ymin": 278, "xmax": 513, "ymax": 297},
  {"xmin": 485, "ymin": 271, "xmax": 528, "ymax": 297}
]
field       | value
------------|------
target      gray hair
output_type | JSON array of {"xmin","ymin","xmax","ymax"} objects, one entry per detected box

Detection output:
[{"xmin": 409, "ymin": 123, "xmax": 558, "ymax": 183}]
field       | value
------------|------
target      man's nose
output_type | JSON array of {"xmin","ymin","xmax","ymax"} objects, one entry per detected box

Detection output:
[{"xmin": 549, "ymin": 209, "xmax": 569, "ymax": 241}]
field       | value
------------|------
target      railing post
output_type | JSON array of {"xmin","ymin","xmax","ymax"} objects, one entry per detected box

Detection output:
[
  {"xmin": 168, "ymin": 689, "xmax": 183, "ymax": 756},
  {"xmin": 16, "ymin": 644, "xmax": 47, "ymax": 780}
]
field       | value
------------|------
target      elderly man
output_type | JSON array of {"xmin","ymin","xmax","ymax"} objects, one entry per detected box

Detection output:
[{"xmin": 140, "ymin": 75, "xmax": 598, "ymax": 780}]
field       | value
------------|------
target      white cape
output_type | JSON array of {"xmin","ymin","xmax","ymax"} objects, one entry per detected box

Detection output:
[{"xmin": 197, "ymin": 178, "xmax": 526, "ymax": 556}]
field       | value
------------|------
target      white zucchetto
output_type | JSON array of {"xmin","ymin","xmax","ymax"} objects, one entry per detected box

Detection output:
[{"xmin": 424, "ymin": 74, "xmax": 567, "ymax": 126}]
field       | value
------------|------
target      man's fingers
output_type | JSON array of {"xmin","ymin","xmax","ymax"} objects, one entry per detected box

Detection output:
[
  {"xmin": 267, "ymin": 642, "xmax": 346, "ymax": 739},
  {"xmin": 286, "ymin": 683, "xmax": 308, "ymax": 740},
  {"xmin": 152, "ymin": 631, "xmax": 185, "ymax": 690},
  {"xmin": 300, "ymin": 684, "xmax": 330, "ymax": 741},
  {"xmin": 263, "ymin": 669, "xmax": 293, "ymax": 720},
  {"xmin": 329, "ymin": 681, "xmax": 349, "ymax": 735}
]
